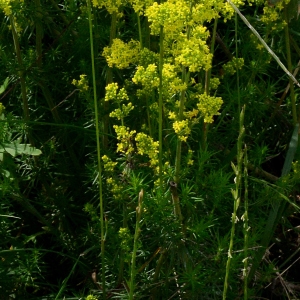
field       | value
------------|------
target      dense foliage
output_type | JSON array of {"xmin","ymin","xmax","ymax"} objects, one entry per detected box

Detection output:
[{"xmin": 1, "ymin": 0, "xmax": 300, "ymax": 299}]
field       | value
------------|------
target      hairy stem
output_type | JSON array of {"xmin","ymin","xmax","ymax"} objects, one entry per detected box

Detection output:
[{"xmin": 223, "ymin": 106, "xmax": 245, "ymax": 299}]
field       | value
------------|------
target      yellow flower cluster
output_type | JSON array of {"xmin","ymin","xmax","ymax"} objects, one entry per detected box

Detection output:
[
  {"xmin": 173, "ymin": 35, "xmax": 212, "ymax": 72},
  {"xmin": 103, "ymin": 39, "xmax": 140, "ymax": 69},
  {"xmin": 105, "ymin": 82, "xmax": 129, "ymax": 102},
  {"xmin": 102, "ymin": 155, "xmax": 117, "ymax": 172},
  {"xmin": 92, "ymin": 0, "xmax": 125, "ymax": 15},
  {"xmin": 138, "ymin": 48, "xmax": 158, "ymax": 67},
  {"xmin": 192, "ymin": 2, "xmax": 219, "ymax": 24},
  {"xmin": 162, "ymin": 63, "xmax": 187, "ymax": 98},
  {"xmin": 128, "ymin": 0, "xmax": 154, "ymax": 15},
  {"xmin": 132, "ymin": 64, "xmax": 159, "ymax": 94},
  {"xmin": 71, "ymin": 74, "xmax": 89, "ymax": 91},
  {"xmin": 223, "ymin": 57, "xmax": 244, "ymax": 75},
  {"xmin": 0, "ymin": 0, "xmax": 15, "ymax": 16},
  {"xmin": 197, "ymin": 93, "xmax": 223, "ymax": 123},
  {"xmin": 261, "ymin": 4, "xmax": 286, "ymax": 31},
  {"xmin": 0, "ymin": 0, "xmax": 11, "ymax": 15},
  {"xmin": 0, "ymin": 0, "xmax": 24, "ymax": 15},
  {"xmin": 135, "ymin": 133, "xmax": 159, "ymax": 167},
  {"xmin": 173, "ymin": 119, "xmax": 191, "ymax": 142},
  {"xmin": 184, "ymin": 108, "xmax": 199, "ymax": 119},
  {"xmin": 145, "ymin": 0, "xmax": 190, "ymax": 38},
  {"xmin": 113, "ymin": 125, "xmax": 136, "ymax": 155},
  {"xmin": 106, "ymin": 177, "xmax": 123, "ymax": 199},
  {"xmin": 210, "ymin": 77, "xmax": 220, "ymax": 90},
  {"xmin": 105, "ymin": 83, "xmax": 134, "ymax": 120},
  {"xmin": 110, "ymin": 102, "xmax": 134, "ymax": 120}
]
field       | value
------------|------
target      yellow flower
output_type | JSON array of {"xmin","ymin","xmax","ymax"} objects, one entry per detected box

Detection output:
[
  {"xmin": 223, "ymin": 57, "xmax": 244, "ymax": 75},
  {"xmin": 173, "ymin": 119, "xmax": 191, "ymax": 142},
  {"xmin": 184, "ymin": 109, "xmax": 199, "ymax": 119},
  {"xmin": 135, "ymin": 133, "xmax": 159, "ymax": 167},
  {"xmin": 105, "ymin": 83, "xmax": 129, "ymax": 102},
  {"xmin": 173, "ymin": 32, "xmax": 212, "ymax": 72},
  {"xmin": 0, "ymin": 0, "xmax": 25, "ymax": 16},
  {"xmin": 196, "ymin": 93, "xmax": 223, "ymax": 123},
  {"xmin": 103, "ymin": 39, "xmax": 140, "ymax": 69},
  {"xmin": 145, "ymin": 1, "xmax": 190, "ymax": 38},
  {"xmin": 92, "ymin": 0, "xmax": 125, "ymax": 16},
  {"xmin": 113, "ymin": 125, "xmax": 136, "ymax": 155},
  {"xmin": 109, "ymin": 102, "xmax": 134, "ymax": 120},
  {"xmin": 132, "ymin": 64, "xmax": 159, "ymax": 94},
  {"xmin": 128, "ymin": 0, "xmax": 154, "ymax": 15},
  {"xmin": 102, "ymin": 155, "xmax": 117, "ymax": 172},
  {"xmin": 71, "ymin": 74, "xmax": 89, "ymax": 91}
]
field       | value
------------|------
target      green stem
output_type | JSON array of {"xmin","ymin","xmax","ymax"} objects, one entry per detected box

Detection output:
[
  {"xmin": 129, "ymin": 190, "xmax": 144, "ymax": 300},
  {"xmin": 173, "ymin": 15, "xmax": 192, "ymax": 218},
  {"xmin": 243, "ymin": 146, "xmax": 249, "ymax": 300},
  {"xmin": 137, "ymin": 13, "xmax": 143, "ymax": 49},
  {"xmin": 174, "ymin": 73, "xmax": 185, "ymax": 185},
  {"xmin": 284, "ymin": 7, "xmax": 297, "ymax": 125},
  {"xmin": 223, "ymin": 106, "xmax": 245, "ymax": 300},
  {"xmin": 87, "ymin": 0, "xmax": 105, "ymax": 297},
  {"xmin": 158, "ymin": 25, "xmax": 164, "ymax": 191},
  {"xmin": 145, "ymin": 17, "xmax": 150, "ymax": 49}
]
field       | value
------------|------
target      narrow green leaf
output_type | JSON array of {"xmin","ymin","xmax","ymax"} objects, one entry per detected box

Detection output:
[{"xmin": 0, "ymin": 77, "xmax": 9, "ymax": 95}]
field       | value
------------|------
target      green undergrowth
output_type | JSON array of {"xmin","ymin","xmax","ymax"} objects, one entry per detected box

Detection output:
[{"xmin": 0, "ymin": 0, "xmax": 300, "ymax": 299}]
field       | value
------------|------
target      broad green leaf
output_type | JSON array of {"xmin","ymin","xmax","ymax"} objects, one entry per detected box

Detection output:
[{"xmin": 0, "ymin": 142, "xmax": 42, "ymax": 157}]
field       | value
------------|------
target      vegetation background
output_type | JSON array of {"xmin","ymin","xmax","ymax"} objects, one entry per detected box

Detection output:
[{"xmin": 0, "ymin": 0, "xmax": 300, "ymax": 299}]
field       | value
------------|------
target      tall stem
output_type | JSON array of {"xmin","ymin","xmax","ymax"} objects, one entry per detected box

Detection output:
[
  {"xmin": 243, "ymin": 146, "xmax": 249, "ymax": 299},
  {"xmin": 174, "ymin": 67, "xmax": 188, "ymax": 185},
  {"xmin": 129, "ymin": 190, "xmax": 144, "ymax": 300},
  {"xmin": 223, "ymin": 106, "xmax": 245, "ymax": 300},
  {"xmin": 173, "ymin": 14, "xmax": 192, "ymax": 219},
  {"xmin": 158, "ymin": 25, "xmax": 164, "ymax": 191},
  {"xmin": 137, "ymin": 13, "xmax": 143, "ymax": 49},
  {"xmin": 87, "ymin": 0, "xmax": 105, "ymax": 297}
]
